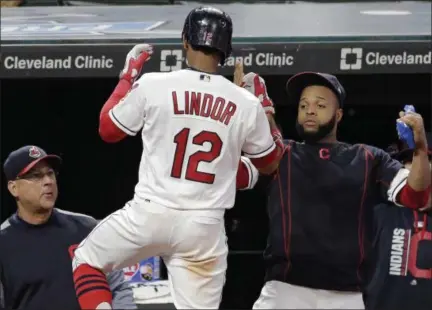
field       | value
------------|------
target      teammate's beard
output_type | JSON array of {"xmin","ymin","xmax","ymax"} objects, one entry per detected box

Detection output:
[{"xmin": 296, "ymin": 114, "xmax": 337, "ymax": 143}]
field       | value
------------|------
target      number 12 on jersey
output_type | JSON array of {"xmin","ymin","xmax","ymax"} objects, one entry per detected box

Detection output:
[{"xmin": 170, "ymin": 128, "xmax": 223, "ymax": 184}]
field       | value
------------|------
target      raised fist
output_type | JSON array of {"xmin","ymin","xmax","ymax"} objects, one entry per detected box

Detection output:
[
  {"xmin": 120, "ymin": 44, "xmax": 154, "ymax": 84},
  {"xmin": 398, "ymin": 110, "xmax": 428, "ymax": 151},
  {"xmin": 241, "ymin": 72, "xmax": 275, "ymax": 115}
]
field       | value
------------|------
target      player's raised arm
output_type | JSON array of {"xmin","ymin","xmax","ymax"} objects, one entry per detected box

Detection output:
[
  {"xmin": 99, "ymin": 44, "xmax": 153, "ymax": 143},
  {"xmin": 238, "ymin": 72, "xmax": 283, "ymax": 175},
  {"xmin": 242, "ymin": 103, "xmax": 283, "ymax": 175},
  {"xmin": 375, "ymin": 110, "xmax": 431, "ymax": 209}
]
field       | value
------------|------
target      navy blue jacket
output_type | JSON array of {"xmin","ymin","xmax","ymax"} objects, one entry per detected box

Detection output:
[
  {"xmin": 263, "ymin": 140, "xmax": 406, "ymax": 291},
  {"xmin": 0, "ymin": 208, "xmax": 136, "ymax": 310}
]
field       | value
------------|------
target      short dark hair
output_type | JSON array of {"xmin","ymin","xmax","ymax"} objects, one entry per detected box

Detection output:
[{"xmin": 190, "ymin": 44, "xmax": 223, "ymax": 61}]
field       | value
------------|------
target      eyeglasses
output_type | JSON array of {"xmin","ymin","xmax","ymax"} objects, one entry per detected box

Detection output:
[{"xmin": 16, "ymin": 169, "xmax": 58, "ymax": 182}]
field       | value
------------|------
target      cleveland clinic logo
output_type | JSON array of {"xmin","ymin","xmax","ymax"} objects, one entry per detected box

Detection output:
[
  {"xmin": 160, "ymin": 49, "xmax": 183, "ymax": 72},
  {"xmin": 340, "ymin": 48, "xmax": 363, "ymax": 70}
]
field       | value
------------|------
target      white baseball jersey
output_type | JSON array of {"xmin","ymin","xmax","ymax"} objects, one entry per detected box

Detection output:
[{"xmin": 109, "ymin": 69, "xmax": 275, "ymax": 210}]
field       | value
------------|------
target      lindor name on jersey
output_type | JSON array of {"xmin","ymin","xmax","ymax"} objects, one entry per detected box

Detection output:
[
  {"xmin": 389, "ymin": 228, "xmax": 411, "ymax": 276},
  {"xmin": 172, "ymin": 90, "xmax": 237, "ymax": 126}
]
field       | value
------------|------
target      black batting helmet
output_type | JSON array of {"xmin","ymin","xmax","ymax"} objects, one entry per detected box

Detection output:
[{"xmin": 182, "ymin": 6, "xmax": 233, "ymax": 65}]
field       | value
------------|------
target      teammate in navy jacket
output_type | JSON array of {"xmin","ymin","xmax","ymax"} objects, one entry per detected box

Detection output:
[
  {"xmin": 239, "ymin": 71, "xmax": 430, "ymax": 309},
  {"xmin": 0, "ymin": 145, "xmax": 136, "ymax": 310},
  {"xmin": 364, "ymin": 133, "xmax": 432, "ymax": 310}
]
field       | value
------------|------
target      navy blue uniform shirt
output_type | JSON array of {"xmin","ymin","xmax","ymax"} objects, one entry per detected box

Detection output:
[
  {"xmin": 364, "ymin": 204, "xmax": 432, "ymax": 310},
  {"xmin": 263, "ymin": 141, "xmax": 406, "ymax": 291},
  {"xmin": 0, "ymin": 208, "xmax": 136, "ymax": 310}
]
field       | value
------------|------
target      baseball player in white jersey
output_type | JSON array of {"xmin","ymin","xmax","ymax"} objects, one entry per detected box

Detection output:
[{"xmin": 70, "ymin": 6, "xmax": 284, "ymax": 310}]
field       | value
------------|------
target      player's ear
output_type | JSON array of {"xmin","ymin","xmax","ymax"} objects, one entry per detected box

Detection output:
[
  {"xmin": 182, "ymin": 36, "xmax": 188, "ymax": 50},
  {"xmin": 336, "ymin": 108, "xmax": 343, "ymax": 123},
  {"xmin": 7, "ymin": 180, "xmax": 19, "ymax": 198}
]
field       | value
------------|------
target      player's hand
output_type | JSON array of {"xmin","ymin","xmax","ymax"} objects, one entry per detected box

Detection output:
[
  {"xmin": 398, "ymin": 110, "xmax": 428, "ymax": 151},
  {"xmin": 120, "ymin": 44, "xmax": 154, "ymax": 84},
  {"xmin": 233, "ymin": 61, "xmax": 244, "ymax": 86},
  {"xmin": 241, "ymin": 72, "xmax": 275, "ymax": 115}
]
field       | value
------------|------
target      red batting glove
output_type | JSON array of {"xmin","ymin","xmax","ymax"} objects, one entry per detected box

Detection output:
[
  {"xmin": 119, "ymin": 44, "xmax": 154, "ymax": 84},
  {"xmin": 241, "ymin": 72, "xmax": 275, "ymax": 115}
]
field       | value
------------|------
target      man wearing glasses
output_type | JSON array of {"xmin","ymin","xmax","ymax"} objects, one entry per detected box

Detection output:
[{"xmin": 0, "ymin": 145, "xmax": 136, "ymax": 310}]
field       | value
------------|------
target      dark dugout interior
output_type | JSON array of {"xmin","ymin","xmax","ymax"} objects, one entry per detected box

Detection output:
[{"xmin": 1, "ymin": 73, "xmax": 431, "ymax": 308}]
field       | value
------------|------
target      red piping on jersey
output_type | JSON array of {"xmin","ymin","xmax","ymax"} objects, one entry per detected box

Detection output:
[
  {"xmin": 278, "ymin": 142, "xmax": 292, "ymax": 280},
  {"xmin": 99, "ymin": 79, "xmax": 131, "ymax": 143},
  {"xmin": 356, "ymin": 145, "xmax": 371, "ymax": 286},
  {"xmin": 399, "ymin": 184, "xmax": 431, "ymax": 210},
  {"xmin": 285, "ymin": 142, "xmax": 293, "ymax": 278},
  {"xmin": 277, "ymin": 168, "xmax": 287, "ymax": 265}
]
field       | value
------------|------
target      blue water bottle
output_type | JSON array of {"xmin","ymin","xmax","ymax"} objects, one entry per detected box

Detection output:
[{"xmin": 396, "ymin": 105, "xmax": 416, "ymax": 149}]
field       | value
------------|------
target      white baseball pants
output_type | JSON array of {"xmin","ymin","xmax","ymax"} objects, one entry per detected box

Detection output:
[
  {"xmin": 73, "ymin": 199, "xmax": 228, "ymax": 309},
  {"xmin": 253, "ymin": 281, "xmax": 364, "ymax": 309}
]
